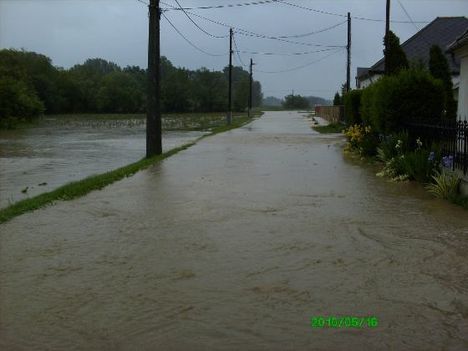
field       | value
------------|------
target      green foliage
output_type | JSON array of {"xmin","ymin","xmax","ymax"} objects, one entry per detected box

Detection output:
[
  {"xmin": 429, "ymin": 45, "xmax": 457, "ymax": 120},
  {"xmin": 364, "ymin": 68, "xmax": 445, "ymax": 133},
  {"xmin": 384, "ymin": 31, "xmax": 409, "ymax": 75},
  {"xmin": 344, "ymin": 124, "xmax": 379, "ymax": 156},
  {"xmin": 426, "ymin": 170, "xmax": 460, "ymax": 199},
  {"xmin": 343, "ymin": 89, "xmax": 362, "ymax": 125},
  {"xmin": 401, "ymin": 149, "xmax": 437, "ymax": 183},
  {"xmin": 283, "ymin": 94, "xmax": 310, "ymax": 109},
  {"xmin": 376, "ymin": 131, "xmax": 410, "ymax": 162},
  {"xmin": 333, "ymin": 92, "xmax": 342, "ymax": 106},
  {"xmin": 313, "ymin": 123, "xmax": 343, "ymax": 134},
  {"xmin": 0, "ymin": 49, "xmax": 263, "ymax": 125}
]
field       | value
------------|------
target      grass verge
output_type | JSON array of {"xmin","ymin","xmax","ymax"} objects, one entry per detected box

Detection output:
[
  {"xmin": 313, "ymin": 123, "xmax": 344, "ymax": 134},
  {"xmin": 0, "ymin": 112, "xmax": 262, "ymax": 224}
]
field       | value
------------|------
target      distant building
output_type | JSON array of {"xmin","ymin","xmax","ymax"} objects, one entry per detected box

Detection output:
[
  {"xmin": 356, "ymin": 17, "xmax": 468, "ymax": 93},
  {"xmin": 448, "ymin": 29, "xmax": 468, "ymax": 120}
]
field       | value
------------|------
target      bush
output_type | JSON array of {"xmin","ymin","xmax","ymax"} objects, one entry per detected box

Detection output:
[
  {"xmin": 360, "ymin": 84, "xmax": 376, "ymax": 127},
  {"xmin": 401, "ymin": 149, "xmax": 438, "ymax": 183},
  {"xmin": 344, "ymin": 124, "xmax": 379, "ymax": 156},
  {"xmin": 377, "ymin": 131, "xmax": 410, "ymax": 162},
  {"xmin": 344, "ymin": 89, "xmax": 362, "ymax": 125},
  {"xmin": 364, "ymin": 69, "xmax": 445, "ymax": 134}
]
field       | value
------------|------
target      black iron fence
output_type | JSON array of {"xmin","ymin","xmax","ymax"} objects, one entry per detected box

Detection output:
[{"xmin": 404, "ymin": 120, "xmax": 468, "ymax": 175}]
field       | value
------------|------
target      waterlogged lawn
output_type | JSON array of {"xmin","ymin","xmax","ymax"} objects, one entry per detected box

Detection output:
[{"xmin": 37, "ymin": 112, "xmax": 251, "ymax": 131}]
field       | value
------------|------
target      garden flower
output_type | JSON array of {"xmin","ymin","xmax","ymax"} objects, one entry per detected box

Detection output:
[
  {"xmin": 442, "ymin": 155, "xmax": 454, "ymax": 169},
  {"xmin": 428, "ymin": 151, "xmax": 435, "ymax": 162},
  {"xmin": 395, "ymin": 140, "xmax": 402, "ymax": 150},
  {"xmin": 416, "ymin": 138, "xmax": 423, "ymax": 149}
]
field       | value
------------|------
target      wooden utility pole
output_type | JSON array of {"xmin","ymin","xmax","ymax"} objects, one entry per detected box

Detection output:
[
  {"xmin": 384, "ymin": 0, "xmax": 391, "ymax": 75},
  {"xmin": 248, "ymin": 58, "xmax": 254, "ymax": 118},
  {"xmin": 346, "ymin": 12, "xmax": 351, "ymax": 93},
  {"xmin": 146, "ymin": 0, "xmax": 162, "ymax": 157},
  {"xmin": 227, "ymin": 28, "xmax": 233, "ymax": 125}
]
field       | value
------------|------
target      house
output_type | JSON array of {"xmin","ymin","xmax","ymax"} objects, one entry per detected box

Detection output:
[
  {"xmin": 448, "ymin": 29, "xmax": 468, "ymax": 120},
  {"xmin": 356, "ymin": 17, "xmax": 468, "ymax": 92}
]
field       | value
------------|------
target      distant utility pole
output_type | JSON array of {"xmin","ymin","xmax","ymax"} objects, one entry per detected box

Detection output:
[
  {"xmin": 248, "ymin": 58, "xmax": 254, "ymax": 118},
  {"xmin": 227, "ymin": 28, "xmax": 233, "ymax": 125},
  {"xmin": 346, "ymin": 12, "xmax": 351, "ymax": 93},
  {"xmin": 146, "ymin": 0, "xmax": 162, "ymax": 157},
  {"xmin": 384, "ymin": 0, "xmax": 391, "ymax": 75}
]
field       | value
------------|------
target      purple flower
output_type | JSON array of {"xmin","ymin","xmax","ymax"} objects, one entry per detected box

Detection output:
[
  {"xmin": 428, "ymin": 152, "xmax": 435, "ymax": 162},
  {"xmin": 442, "ymin": 155, "xmax": 454, "ymax": 169}
]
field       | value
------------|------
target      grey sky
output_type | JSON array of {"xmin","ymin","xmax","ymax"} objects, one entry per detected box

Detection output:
[{"xmin": 1, "ymin": 0, "xmax": 467, "ymax": 100}]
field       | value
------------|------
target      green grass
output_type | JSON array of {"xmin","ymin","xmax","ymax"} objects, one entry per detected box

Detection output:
[
  {"xmin": 313, "ymin": 123, "xmax": 344, "ymax": 134},
  {"xmin": 0, "ymin": 112, "xmax": 262, "ymax": 224}
]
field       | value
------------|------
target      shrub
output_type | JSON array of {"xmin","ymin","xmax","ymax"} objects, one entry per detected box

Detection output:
[
  {"xmin": 401, "ymin": 149, "xmax": 438, "ymax": 183},
  {"xmin": 344, "ymin": 89, "xmax": 362, "ymax": 125},
  {"xmin": 377, "ymin": 131, "xmax": 410, "ymax": 162},
  {"xmin": 365, "ymin": 69, "xmax": 445, "ymax": 134},
  {"xmin": 344, "ymin": 124, "xmax": 379, "ymax": 156},
  {"xmin": 426, "ymin": 170, "xmax": 460, "ymax": 199},
  {"xmin": 360, "ymin": 84, "xmax": 376, "ymax": 127}
]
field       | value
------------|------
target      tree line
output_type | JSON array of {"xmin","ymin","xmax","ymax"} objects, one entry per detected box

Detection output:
[{"xmin": 0, "ymin": 49, "xmax": 263, "ymax": 124}]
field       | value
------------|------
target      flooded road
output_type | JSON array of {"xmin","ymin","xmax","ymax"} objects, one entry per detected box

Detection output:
[
  {"xmin": 0, "ymin": 122, "xmax": 205, "ymax": 207},
  {"xmin": 1, "ymin": 111, "xmax": 468, "ymax": 350}
]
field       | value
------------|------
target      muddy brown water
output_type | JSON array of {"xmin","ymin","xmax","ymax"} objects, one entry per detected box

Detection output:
[
  {"xmin": 1, "ymin": 111, "xmax": 468, "ymax": 350},
  {"xmin": 0, "ymin": 122, "xmax": 205, "ymax": 208}
]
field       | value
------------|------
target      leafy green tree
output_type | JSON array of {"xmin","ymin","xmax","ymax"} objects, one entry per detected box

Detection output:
[
  {"xmin": 333, "ymin": 92, "xmax": 342, "ymax": 105},
  {"xmin": 384, "ymin": 31, "xmax": 409, "ymax": 75},
  {"xmin": 429, "ymin": 45, "xmax": 457, "ymax": 120},
  {"xmin": 283, "ymin": 94, "xmax": 310, "ymax": 109}
]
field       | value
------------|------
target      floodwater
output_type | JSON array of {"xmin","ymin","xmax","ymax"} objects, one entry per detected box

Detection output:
[
  {"xmin": 0, "ymin": 120, "xmax": 205, "ymax": 207},
  {"xmin": 1, "ymin": 111, "xmax": 468, "ymax": 350}
]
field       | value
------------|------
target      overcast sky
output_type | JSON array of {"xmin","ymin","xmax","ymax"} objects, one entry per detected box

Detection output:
[{"xmin": 1, "ymin": 0, "xmax": 467, "ymax": 100}]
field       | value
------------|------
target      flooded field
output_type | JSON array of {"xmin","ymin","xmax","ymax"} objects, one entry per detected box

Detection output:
[
  {"xmin": 1, "ymin": 112, "xmax": 468, "ymax": 350},
  {"xmin": 0, "ymin": 116, "xmax": 212, "ymax": 207}
]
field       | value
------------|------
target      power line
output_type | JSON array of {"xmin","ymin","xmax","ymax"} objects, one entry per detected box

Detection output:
[
  {"xmin": 162, "ymin": 1, "xmax": 346, "ymax": 47},
  {"xmin": 163, "ymin": 0, "xmax": 281, "ymax": 11},
  {"xmin": 278, "ymin": 20, "xmax": 347, "ymax": 39},
  {"xmin": 136, "ymin": 0, "xmax": 149, "ymax": 5},
  {"xmin": 172, "ymin": 0, "xmax": 229, "ymax": 38},
  {"xmin": 397, "ymin": 0, "xmax": 420, "ymax": 31},
  {"xmin": 277, "ymin": 0, "xmax": 430, "ymax": 24},
  {"xmin": 237, "ymin": 47, "xmax": 338, "ymax": 56},
  {"xmin": 232, "ymin": 34, "xmax": 248, "ymax": 67},
  {"xmin": 255, "ymin": 48, "xmax": 345, "ymax": 74},
  {"xmin": 162, "ymin": 12, "xmax": 227, "ymax": 56}
]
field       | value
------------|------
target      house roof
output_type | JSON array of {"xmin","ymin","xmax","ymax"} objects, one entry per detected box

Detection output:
[
  {"xmin": 356, "ymin": 67, "xmax": 370, "ymax": 79},
  {"xmin": 369, "ymin": 17, "xmax": 468, "ymax": 75},
  {"xmin": 447, "ymin": 29, "xmax": 468, "ymax": 52}
]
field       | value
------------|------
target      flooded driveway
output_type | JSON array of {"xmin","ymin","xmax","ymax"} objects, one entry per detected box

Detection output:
[
  {"xmin": 0, "ymin": 122, "xmax": 205, "ymax": 208},
  {"xmin": 1, "ymin": 111, "xmax": 468, "ymax": 350}
]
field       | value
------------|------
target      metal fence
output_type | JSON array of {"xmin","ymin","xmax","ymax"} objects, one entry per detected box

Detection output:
[{"xmin": 404, "ymin": 120, "xmax": 468, "ymax": 175}]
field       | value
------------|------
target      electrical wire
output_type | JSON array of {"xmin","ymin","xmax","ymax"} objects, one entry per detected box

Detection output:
[
  {"xmin": 162, "ymin": 1, "xmax": 346, "ymax": 46},
  {"xmin": 397, "ymin": 0, "xmax": 420, "ymax": 31},
  {"xmin": 277, "ymin": 20, "xmax": 347, "ymax": 39},
  {"xmin": 277, "ymin": 0, "xmax": 430, "ymax": 24},
  {"xmin": 172, "ymin": 0, "xmax": 229, "ymax": 38},
  {"xmin": 255, "ymin": 48, "xmax": 345, "ymax": 74},
  {"xmin": 163, "ymin": 0, "xmax": 280, "ymax": 11},
  {"xmin": 237, "ymin": 47, "xmax": 338, "ymax": 56},
  {"xmin": 136, "ymin": 0, "xmax": 148, "ymax": 5},
  {"xmin": 162, "ymin": 12, "xmax": 227, "ymax": 56},
  {"xmin": 232, "ymin": 34, "xmax": 248, "ymax": 67}
]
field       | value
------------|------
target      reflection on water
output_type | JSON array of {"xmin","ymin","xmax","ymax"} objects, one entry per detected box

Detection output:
[{"xmin": 0, "ymin": 122, "xmax": 205, "ymax": 207}]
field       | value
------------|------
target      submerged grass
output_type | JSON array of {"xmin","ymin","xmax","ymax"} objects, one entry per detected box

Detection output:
[
  {"xmin": 0, "ymin": 112, "xmax": 262, "ymax": 224},
  {"xmin": 313, "ymin": 123, "xmax": 344, "ymax": 134}
]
